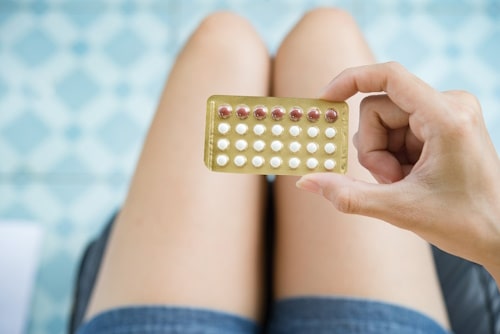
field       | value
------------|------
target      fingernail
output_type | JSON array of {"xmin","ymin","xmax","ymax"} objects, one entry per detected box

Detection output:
[{"xmin": 296, "ymin": 177, "xmax": 323, "ymax": 195}]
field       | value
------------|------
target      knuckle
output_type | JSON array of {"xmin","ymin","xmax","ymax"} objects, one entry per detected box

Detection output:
[
  {"xmin": 385, "ymin": 61, "xmax": 405, "ymax": 74},
  {"xmin": 357, "ymin": 151, "xmax": 372, "ymax": 169},
  {"xmin": 359, "ymin": 95, "xmax": 376, "ymax": 111},
  {"xmin": 326, "ymin": 184, "xmax": 360, "ymax": 214},
  {"xmin": 443, "ymin": 90, "xmax": 483, "ymax": 136}
]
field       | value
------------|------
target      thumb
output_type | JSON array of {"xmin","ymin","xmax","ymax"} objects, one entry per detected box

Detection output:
[{"xmin": 296, "ymin": 173, "xmax": 408, "ymax": 222}]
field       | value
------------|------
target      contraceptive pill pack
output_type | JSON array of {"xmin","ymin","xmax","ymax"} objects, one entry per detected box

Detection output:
[{"xmin": 204, "ymin": 95, "xmax": 348, "ymax": 176}]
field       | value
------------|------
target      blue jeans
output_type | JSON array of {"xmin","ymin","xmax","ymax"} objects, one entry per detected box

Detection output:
[
  {"xmin": 69, "ymin": 212, "xmax": 499, "ymax": 334},
  {"xmin": 77, "ymin": 298, "xmax": 449, "ymax": 334}
]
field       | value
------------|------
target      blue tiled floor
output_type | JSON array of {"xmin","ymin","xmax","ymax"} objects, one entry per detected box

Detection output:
[{"xmin": 1, "ymin": 1, "xmax": 499, "ymax": 333}]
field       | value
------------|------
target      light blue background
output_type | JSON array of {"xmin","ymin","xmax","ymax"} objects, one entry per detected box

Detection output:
[{"xmin": 1, "ymin": 0, "xmax": 499, "ymax": 333}]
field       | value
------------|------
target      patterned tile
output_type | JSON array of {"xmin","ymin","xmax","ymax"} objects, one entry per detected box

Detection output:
[
  {"xmin": 97, "ymin": 112, "xmax": 141, "ymax": 155},
  {"xmin": 2, "ymin": 110, "xmax": 50, "ymax": 154},
  {"xmin": 0, "ymin": 1, "xmax": 499, "ymax": 334},
  {"xmin": 104, "ymin": 28, "xmax": 146, "ymax": 67},
  {"xmin": 13, "ymin": 29, "xmax": 56, "ymax": 67},
  {"xmin": 477, "ymin": 29, "xmax": 500, "ymax": 73},
  {"xmin": 0, "ymin": 0, "xmax": 18, "ymax": 25},
  {"xmin": 55, "ymin": 68, "xmax": 100, "ymax": 110}
]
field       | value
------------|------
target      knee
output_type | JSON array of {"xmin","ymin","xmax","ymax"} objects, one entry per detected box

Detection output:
[
  {"xmin": 191, "ymin": 11, "xmax": 266, "ymax": 55},
  {"xmin": 299, "ymin": 7, "xmax": 359, "ymax": 31}
]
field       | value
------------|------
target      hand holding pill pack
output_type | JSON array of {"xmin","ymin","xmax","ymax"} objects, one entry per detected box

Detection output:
[{"xmin": 204, "ymin": 95, "xmax": 348, "ymax": 176}]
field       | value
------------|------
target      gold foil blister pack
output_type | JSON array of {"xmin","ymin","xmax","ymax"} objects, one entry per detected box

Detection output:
[{"xmin": 204, "ymin": 95, "xmax": 348, "ymax": 176}]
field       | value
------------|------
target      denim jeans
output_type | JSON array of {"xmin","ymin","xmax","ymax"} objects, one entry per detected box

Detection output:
[
  {"xmin": 76, "ymin": 297, "xmax": 450, "ymax": 334},
  {"xmin": 69, "ymin": 209, "xmax": 499, "ymax": 334}
]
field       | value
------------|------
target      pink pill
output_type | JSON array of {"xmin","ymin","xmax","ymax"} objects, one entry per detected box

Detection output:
[
  {"xmin": 236, "ymin": 105, "xmax": 250, "ymax": 119},
  {"xmin": 271, "ymin": 106, "xmax": 285, "ymax": 120},
  {"xmin": 289, "ymin": 107, "xmax": 303, "ymax": 121},
  {"xmin": 254, "ymin": 106, "xmax": 267, "ymax": 120},
  {"xmin": 325, "ymin": 108, "xmax": 338, "ymax": 123},
  {"xmin": 218, "ymin": 105, "xmax": 232, "ymax": 119},
  {"xmin": 307, "ymin": 108, "xmax": 321, "ymax": 122}
]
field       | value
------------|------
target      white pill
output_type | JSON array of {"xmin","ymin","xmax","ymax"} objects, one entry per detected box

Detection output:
[
  {"xmin": 289, "ymin": 157, "xmax": 300, "ymax": 169},
  {"xmin": 325, "ymin": 127, "xmax": 337, "ymax": 138},
  {"xmin": 271, "ymin": 124, "xmax": 284, "ymax": 136},
  {"xmin": 216, "ymin": 154, "xmax": 229, "ymax": 166},
  {"xmin": 307, "ymin": 126, "xmax": 319, "ymax": 138},
  {"xmin": 324, "ymin": 159, "xmax": 336, "ymax": 170},
  {"xmin": 253, "ymin": 140, "xmax": 265, "ymax": 152},
  {"xmin": 306, "ymin": 158, "xmax": 319, "ymax": 169},
  {"xmin": 306, "ymin": 142, "xmax": 318, "ymax": 154},
  {"xmin": 271, "ymin": 140, "xmax": 283, "ymax": 152},
  {"xmin": 324, "ymin": 143, "xmax": 336, "ymax": 154},
  {"xmin": 252, "ymin": 156, "xmax": 265, "ymax": 168},
  {"xmin": 235, "ymin": 139, "xmax": 248, "ymax": 151},
  {"xmin": 289, "ymin": 125, "xmax": 301, "ymax": 137},
  {"xmin": 270, "ymin": 157, "xmax": 282, "ymax": 168},
  {"xmin": 253, "ymin": 124, "xmax": 266, "ymax": 136},
  {"xmin": 218, "ymin": 123, "xmax": 230, "ymax": 135},
  {"xmin": 289, "ymin": 141, "xmax": 301, "ymax": 153},
  {"xmin": 217, "ymin": 138, "xmax": 230, "ymax": 151},
  {"xmin": 235, "ymin": 123, "xmax": 248, "ymax": 135},
  {"xmin": 234, "ymin": 155, "xmax": 247, "ymax": 167}
]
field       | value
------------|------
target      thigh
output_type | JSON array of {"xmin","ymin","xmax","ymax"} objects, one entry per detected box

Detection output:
[
  {"xmin": 84, "ymin": 12, "xmax": 270, "ymax": 323},
  {"xmin": 272, "ymin": 8, "xmax": 449, "ymax": 330}
]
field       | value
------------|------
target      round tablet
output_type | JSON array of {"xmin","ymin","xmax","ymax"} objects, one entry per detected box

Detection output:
[
  {"xmin": 307, "ymin": 107, "xmax": 321, "ymax": 122},
  {"xmin": 217, "ymin": 123, "xmax": 230, "ymax": 135},
  {"xmin": 306, "ymin": 158, "xmax": 319, "ymax": 169},
  {"xmin": 253, "ymin": 140, "xmax": 265, "ymax": 152},
  {"xmin": 271, "ymin": 124, "xmax": 284, "ymax": 136},
  {"xmin": 252, "ymin": 156, "xmax": 265, "ymax": 168},
  {"xmin": 306, "ymin": 142, "xmax": 318, "ymax": 154},
  {"xmin": 324, "ymin": 143, "xmax": 336, "ymax": 154},
  {"xmin": 254, "ymin": 105, "xmax": 267, "ymax": 120},
  {"xmin": 325, "ymin": 108, "xmax": 338, "ymax": 123},
  {"xmin": 235, "ymin": 123, "xmax": 248, "ymax": 135},
  {"xmin": 324, "ymin": 159, "xmax": 336, "ymax": 170},
  {"xmin": 253, "ymin": 124, "xmax": 266, "ymax": 136},
  {"xmin": 217, "ymin": 138, "xmax": 230, "ymax": 150},
  {"xmin": 236, "ymin": 105, "xmax": 250, "ymax": 119},
  {"xmin": 307, "ymin": 126, "xmax": 319, "ymax": 138},
  {"xmin": 289, "ymin": 107, "xmax": 303, "ymax": 121},
  {"xmin": 289, "ymin": 125, "xmax": 301, "ymax": 137},
  {"xmin": 216, "ymin": 154, "xmax": 229, "ymax": 166},
  {"xmin": 234, "ymin": 155, "xmax": 247, "ymax": 167},
  {"xmin": 218, "ymin": 104, "xmax": 232, "ymax": 119},
  {"xmin": 289, "ymin": 157, "xmax": 300, "ymax": 169},
  {"xmin": 270, "ymin": 157, "xmax": 282, "ymax": 168},
  {"xmin": 235, "ymin": 139, "xmax": 248, "ymax": 151},
  {"xmin": 271, "ymin": 106, "xmax": 285, "ymax": 120},
  {"xmin": 289, "ymin": 141, "xmax": 301, "ymax": 153},
  {"xmin": 325, "ymin": 127, "xmax": 337, "ymax": 138},
  {"xmin": 271, "ymin": 140, "xmax": 283, "ymax": 152}
]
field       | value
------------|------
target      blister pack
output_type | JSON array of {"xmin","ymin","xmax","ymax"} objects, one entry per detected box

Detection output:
[{"xmin": 204, "ymin": 95, "xmax": 348, "ymax": 176}]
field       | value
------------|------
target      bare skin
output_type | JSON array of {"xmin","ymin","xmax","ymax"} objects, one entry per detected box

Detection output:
[
  {"xmin": 273, "ymin": 9, "xmax": 449, "ymax": 328},
  {"xmin": 298, "ymin": 61, "xmax": 500, "ymax": 287},
  {"xmin": 84, "ymin": 9, "xmax": 454, "ymax": 331}
]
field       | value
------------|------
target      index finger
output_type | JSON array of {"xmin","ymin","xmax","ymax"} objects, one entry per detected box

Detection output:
[{"xmin": 321, "ymin": 62, "xmax": 442, "ymax": 116}]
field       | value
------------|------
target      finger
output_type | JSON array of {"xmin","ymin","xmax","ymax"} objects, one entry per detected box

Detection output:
[
  {"xmin": 356, "ymin": 94, "xmax": 411, "ymax": 182},
  {"xmin": 296, "ymin": 173, "xmax": 423, "ymax": 230},
  {"xmin": 404, "ymin": 129, "xmax": 424, "ymax": 164},
  {"xmin": 321, "ymin": 62, "xmax": 443, "ymax": 118}
]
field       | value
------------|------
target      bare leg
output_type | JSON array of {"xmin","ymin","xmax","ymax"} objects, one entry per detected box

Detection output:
[
  {"xmin": 273, "ymin": 8, "xmax": 449, "ymax": 328},
  {"xmin": 85, "ymin": 12, "xmax": 270, "ymax": 321}
]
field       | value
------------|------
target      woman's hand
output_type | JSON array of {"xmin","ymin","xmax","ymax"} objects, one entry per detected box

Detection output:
[{"xmin": 297, "ymin": 62, "xmax": 500, "ymax": 280}]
